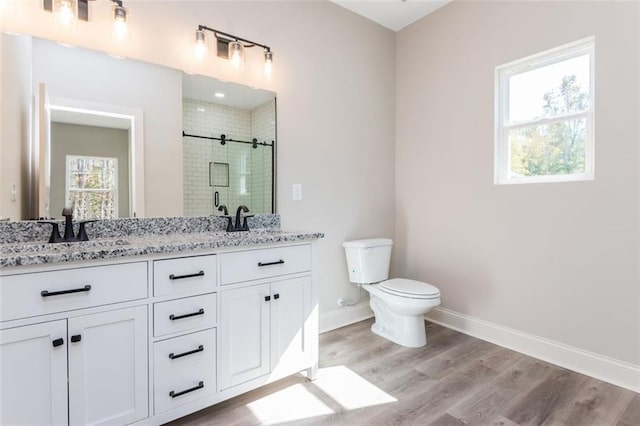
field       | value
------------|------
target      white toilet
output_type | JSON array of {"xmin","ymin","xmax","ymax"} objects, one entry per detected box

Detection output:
[{"xmin": 343, "ymin": 238, "xmax": 440, "ymax": 348}]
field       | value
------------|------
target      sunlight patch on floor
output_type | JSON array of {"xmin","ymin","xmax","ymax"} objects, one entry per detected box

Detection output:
[
  {"xmin": 312, "ymin": 365, "xmax": 397, "ymax": 410},
  {"xmin": 247, "ymin": 383, "xmax": 334, "ymax": 425}
]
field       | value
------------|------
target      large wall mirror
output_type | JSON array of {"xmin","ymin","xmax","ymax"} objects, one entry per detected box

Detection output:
[{"xmin": 0, "ymin": 33, "xmax": 276, "ymax": 221}]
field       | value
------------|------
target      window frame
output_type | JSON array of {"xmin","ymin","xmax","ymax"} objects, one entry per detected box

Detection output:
[
  {"xmin": 65, "ymin": 154, "xmax": 119, "ymax": 219},
  {"xmin": 494, "ymin": 37, "xmax": 595, "ymax": 185}
]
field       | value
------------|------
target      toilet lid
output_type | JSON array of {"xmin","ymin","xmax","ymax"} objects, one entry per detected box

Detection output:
[{"xmin": 379, "ymin": 278, "xmax": 440, "ymax": 299}]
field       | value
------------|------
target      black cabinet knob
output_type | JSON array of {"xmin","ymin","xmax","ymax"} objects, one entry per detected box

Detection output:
[
  {"xmin": 70, "ymin": 334, "xmax": 82, "ymax": 343},
  {"xmin": 52, "ymin": 338, "xmax": 64, "ymax": 347},
  {"xmin": 264, "ymin": 295, "xmax": 271, "ymax": 301}
]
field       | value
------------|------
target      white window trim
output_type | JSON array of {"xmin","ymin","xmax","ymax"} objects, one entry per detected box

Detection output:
[
  {"xmin": 494, "ymin": 36, "xmax": 595, "ymax": 185},
  {"xmin": 65, "ymin": 155, "xmax": 119, "ymax": 219}
]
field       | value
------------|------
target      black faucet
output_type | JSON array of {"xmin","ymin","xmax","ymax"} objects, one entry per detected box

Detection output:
[
  {"xmin": 234, "ymin": 205, "xmax": 249, "ymax": 231},
  {"xmin": 62, "ymin": 207, "xmax": 75, "ymax": 241},
  {"xmin": 40, "ymin": 208, "xmax": 95, "ymax": 243},
  {"xmin": 218, "ymin": 205, "xmax": 235, "ymax": 232},
  {"xmin": 221, "ymin": 205, "xmax": 254, "ymax": 232}
]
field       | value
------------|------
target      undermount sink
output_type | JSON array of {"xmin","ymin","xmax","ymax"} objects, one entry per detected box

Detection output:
[{"xmin": 0, "ymin": 239, "xmax": 131, "ymax": 256}]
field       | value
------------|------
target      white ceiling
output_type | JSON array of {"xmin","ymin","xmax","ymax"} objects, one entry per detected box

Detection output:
[
  {"xmin": 330, "ymin": 0, "xmax": 452, "ymax": 32},
  {"xmin": 51, "ymin": 108, "xmax": 132, "ymax": 130},
  {"xmin": 50, "ymin": 74, "xmax": 274, "ymax": 130},
  {"xmin": 182, "ymin": 74, "xmax": 275, "ymax": 110}
]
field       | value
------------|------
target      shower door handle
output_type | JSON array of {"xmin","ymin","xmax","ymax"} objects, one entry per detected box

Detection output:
[{"xmin": 214, "ymin": 191, "xmax": 219, "ymax": 207}]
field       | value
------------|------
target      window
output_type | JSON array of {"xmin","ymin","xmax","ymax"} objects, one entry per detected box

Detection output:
[
  {"xmin": 495, "ymin": 37, "xmax": 594, "ymax": 184},
  {"xmin": 239, "ymin": 152, "xmax": 250, "ymax": 195},
  {"xmin": 66, "ymin": 155, "xmax": 119, "ymax": 220}
]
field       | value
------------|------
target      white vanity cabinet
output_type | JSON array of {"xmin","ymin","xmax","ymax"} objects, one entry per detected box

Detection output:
[
  {"xmin": 219, "ymin": 244, "xmax": 314, "ymax": 390},
  {"xmin": 1, "ymin": 239, "xmax": 319, "ymax": 426},
  {"xmin": 0, "ymin": 262, "xmax": 149, "ymax": 426}
]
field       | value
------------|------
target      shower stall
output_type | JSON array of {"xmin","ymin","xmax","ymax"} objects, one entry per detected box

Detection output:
[{"xmin": 182, "ymin": 97, "xmax": 276, "ymax": 216}]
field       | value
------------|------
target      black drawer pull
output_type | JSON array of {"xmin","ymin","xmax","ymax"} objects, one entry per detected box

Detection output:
[
  {"xmin": 169, "ymin": 271, "xmax": 205, "ymax": 281},
  {"xmin": 52, "ymin": 338, "xmax": 64, "ymax": 348},
  {"xmin": 264, "ymin": 295, "xmax": 271, "ymax": 302},
  {"xmin": 41, "ymin": 285, "xmax": 91, "ymax": 297},
  {"xmin": 169, "ymin": 345, "xmax": 204, "ymax": 360},
  {"xmin": 169, "ymin": 308, "xmax": 205, "ymax": 321},
  {"xmin": 258, "ymin": 260, "xmax": 285, "ymax": 267},
  {"xmin": 70, "ymin": 334, "xmax": 82, "ymax": 343},
  {"xmin": 169, "ymin": 381, "xmax": 204, "ymax": 398},
  {"xmin": 274, "ymin": 293, "xmax": 280, "ymax": 300}
]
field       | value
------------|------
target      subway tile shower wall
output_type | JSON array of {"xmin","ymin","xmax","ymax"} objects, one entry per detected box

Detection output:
[{"xmin": 182, "ymin": 99, "xmax": 275, "ymax": 216}]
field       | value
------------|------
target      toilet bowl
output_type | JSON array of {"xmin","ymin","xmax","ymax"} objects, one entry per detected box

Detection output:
[{"xmin": 343, "ymin": 239, "xmax": 441, "ymax": 348}]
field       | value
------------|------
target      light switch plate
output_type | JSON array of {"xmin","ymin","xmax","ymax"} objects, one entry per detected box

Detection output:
[{"xmin": 292, "ymin": 184, "xmax": 302, "ymax": 201}]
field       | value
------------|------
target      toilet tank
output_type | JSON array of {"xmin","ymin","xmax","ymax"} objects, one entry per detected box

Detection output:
[{"xmin": 343, "ymin": 238, "xmax": 393, "ymax": 284}]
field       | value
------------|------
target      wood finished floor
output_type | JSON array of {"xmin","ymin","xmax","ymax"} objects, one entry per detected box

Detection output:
[{"xmin": 168, "ymin": 319, "xmax": 640, "ymax": 426}]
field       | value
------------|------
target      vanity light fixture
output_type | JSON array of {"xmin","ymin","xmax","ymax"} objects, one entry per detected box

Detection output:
[
  {"xmin": 111, "ymin": 0, "xmax": 128, "ymax": 40},
  {"xmin": 264, "ymin": 50, "xmax": 273, "ymax": 77},
  {"xmin": 228, "ymin": 40, "xmax": 244, "ymax": 69},
  {"xmin": 194, "ymin": 29, "xmax": 207, "ymax": 59},
  {"xmin": 194, "ymin": 25, "xmax": 274, "ymax": 75},
  {"xmin": 57, "ymin": 0, "xmax": 76, "ymax": 25},
  {"xmin": 43, "ymin": 0, "xmax": 130, "ymax": 28}
]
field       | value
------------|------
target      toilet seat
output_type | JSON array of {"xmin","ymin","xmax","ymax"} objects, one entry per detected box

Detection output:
[{"xmin": 379, "ymin": 278, "xmax": 440, "ymax": 299}]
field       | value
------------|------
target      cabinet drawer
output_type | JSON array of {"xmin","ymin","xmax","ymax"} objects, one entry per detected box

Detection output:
[
  {"xmin": 154, "ymin": 328, "xmax": 216, "ymax": 414},
  {"xmin": 220, "ymin": 245, "xmax": 311, "ymax": 285},
  {"xmin": 154, "ymin": 294, "xmax": 216, "ymax": 337},
  {"xmin": 154, "ymin": 255, "xmax": 216, "ymax": 297},
  {"xmin": 0, "ymin": 262, "xmax": 147, "ymax": 322}
]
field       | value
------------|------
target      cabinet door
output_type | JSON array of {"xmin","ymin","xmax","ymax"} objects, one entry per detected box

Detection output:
[
  {"xmin": 68, "ymin": 305, "xmax": 148, "ymax": 426},
  {"xmin": 271, "ymin": 276, "xmax": 312, "ymax": 377},
  {"xmin": 0, "ymin": 320, "xmax": 68, "ymax": 426},
  {"xmin": 220, "ymin": 283, "xmax": 270, "ymax": 389}
]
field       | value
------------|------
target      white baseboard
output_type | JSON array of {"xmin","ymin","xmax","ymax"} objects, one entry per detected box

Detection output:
[
  {"xmin": 319, "ymin": 302, "xmax": 373, "ymax": 334},
  {"xmin": 426, "ymin": 307, "xmax": 640, "ymax": 393}
]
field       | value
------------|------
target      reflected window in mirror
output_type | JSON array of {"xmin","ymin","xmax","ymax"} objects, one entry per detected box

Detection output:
[{"xmin": 65, "ymin": 155, "xmax": 119, "ymax": 220}]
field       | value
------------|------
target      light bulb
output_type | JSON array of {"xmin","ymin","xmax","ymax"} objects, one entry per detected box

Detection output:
[
  {"xmin": 194, "ymin": 29, "xmax": 207, "ymax": 60},
  {"xmin": 58, "ymin": 0, "xmax": 75, "ymax": 26},
  {"xmin": 112, "ymin": 4, "xmax": 127, "ymax": 42},
  {"xmin": 264, "ymin": 50, "xmax": 273, "ymax": 77},
  {"xmin": 228, "ymin": 41, "xmax": 244, "ymax": 69}
]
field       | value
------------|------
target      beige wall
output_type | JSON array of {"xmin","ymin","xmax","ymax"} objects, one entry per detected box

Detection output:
[
  {"xmin": 0, "ymin": 2, "xmax": 396, "ymax": 315},
  {"xmin": 0, "ymin": 34, "xmax": 32, "ymax": 220},
  {"xmin": 1, "ymin": 0, "xmax": 637, "ymax": 375},
  {"xmin": 396, "ymin": 1, "xmax": 639, "ymax": 365}
]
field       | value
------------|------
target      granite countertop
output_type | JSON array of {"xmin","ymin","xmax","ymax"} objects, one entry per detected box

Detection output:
[{"xmin": 0, "ymin": 228, "xmax": 324, "ymax": 269}]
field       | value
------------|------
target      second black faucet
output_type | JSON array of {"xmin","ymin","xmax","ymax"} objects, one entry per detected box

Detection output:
[{"xmin": 219, "ymin": 205, "xmax": 253, "ymax": 232}]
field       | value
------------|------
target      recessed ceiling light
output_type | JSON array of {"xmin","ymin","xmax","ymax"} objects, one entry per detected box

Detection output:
[{"xmin": 214, "ymin": 92, "xmax": 225, "ymax": 98}]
